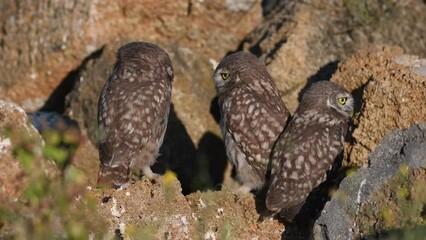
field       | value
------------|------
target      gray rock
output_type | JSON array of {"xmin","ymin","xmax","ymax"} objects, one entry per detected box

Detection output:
[
  {"xmin": 226, "ymin": 0, "xmax": 257, "ymax": 12},
  {"xmin": 394, "ymin": 55, "xmax": 426, "ymax": 77},
  {"xmin": 28, "ymin": 111, "xmax": 78, "ymax": 133},
  {"xmin": 315, "ymin": 123, "xmax": 426, "ymax": 240}
]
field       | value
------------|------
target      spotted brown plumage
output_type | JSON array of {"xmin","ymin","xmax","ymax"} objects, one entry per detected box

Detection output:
[
  {"xmin": 213, "ymin": 52, "xmax": 290, "ymax": 192},
  {"xmin": 266, "ymin": 81, "xmax": 354, "ymax": 221},
  {"xmin": 97, "ymin": 42, "xmax": 173, "ymax": 188}
]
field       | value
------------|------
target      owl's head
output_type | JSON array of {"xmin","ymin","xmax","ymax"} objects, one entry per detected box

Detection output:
[
  {"xmin": 213, "ymin": 52, "xmax": 268, "ymax": 89},
  {"xmin": 328, "ymin": 88, "xmax": 354, "ymax": 118},
  {"xmin": 303, "ymin": 81, "xmax": 354, "ymax": 118},
  {"xmin": 117, "ymin": 42, "xmax": 174, "ymax": 81}
]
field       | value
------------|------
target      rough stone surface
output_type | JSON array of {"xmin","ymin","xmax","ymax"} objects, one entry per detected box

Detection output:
[
  {"xmin": 0, "ymin": 100, "xmax": 53, "ymax": 203},
  {"xmin": 331, "ymin": 45, "xmax": 426, "ymax": 166},
  {"xmin": 239, "ymin": 0, "xmax": 426, "ymax": 112},
  {"xmin": 92, "ymin": 177, "xmax": 196, "ymax": 239},
  {"xmin": 0, "ymin": 0, "xmax": 261, "ymax": 111},
  {"xmin": 71, "ymin": 134, "xmax": 100, "ymax": 186},
  {"xmin": 187, "ymin": 190, "xmax": 283, "ymax": 240},
  {"xmin": 90, "ymin": 176, "xmax": 283, "ymax": 239},
  {"xmin": 315, "ymin": 123, "xmax": 426, "ymax": 240}
]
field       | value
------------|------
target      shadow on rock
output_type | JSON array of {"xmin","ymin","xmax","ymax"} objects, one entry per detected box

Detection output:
[
  {"xmin": 193, "ymin": 132, "xmax": 228, "ymax": 191},
  {"xmin": 155, "ymin": 103, "xmax": 197, "ymax": 195},
  {"xmin": 156, "ymin": 104, "xmax": 228, "ymax": 195},
  {"xmin": 39, "ymin": 47, "xmax": 104, "ymax": 114},
  {"xmin": 344, "ymin": 77, "xmax": 370, "ymax": 149},
  {"xmin": 209, "ymin": 96, "xmax": 221, "ymax": 125},
  {"xmin": 261, "ymin": 0, "xmax": 287, "ymax": 16}
]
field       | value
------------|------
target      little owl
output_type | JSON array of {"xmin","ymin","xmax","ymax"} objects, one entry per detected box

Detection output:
[
  {"xmin": 97, "ymin": 42, "xmax": 173, "ymax": 188},
  {"xmin": 213, "ymin": 52, "xmax": 290, "ymax": 192},
  {"xmin": 266, "ymin": 81, "xmax": 354, "ymax": 221}
]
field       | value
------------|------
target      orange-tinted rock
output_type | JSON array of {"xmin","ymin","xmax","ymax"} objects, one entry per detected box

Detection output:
[
  {"xmin": 0, "ymin": 100, "xmax": 48, "ymax": 202},
  {"xmin": 331, "ymin": 45, "xmax": 426, "ymax": 166},
  {"xmin": 0, "ymin": 0, "xmax": 261, "ymax": 110}
]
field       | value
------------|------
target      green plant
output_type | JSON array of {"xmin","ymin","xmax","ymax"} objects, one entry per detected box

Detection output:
[{"xmin": 0, "ymin": 128, "xmax": 106, "ymax": 239}]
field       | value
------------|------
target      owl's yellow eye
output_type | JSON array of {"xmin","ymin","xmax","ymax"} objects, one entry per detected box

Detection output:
[
  {"xmin": 338, "ymin": 97, "xmax": 347, "ymax": 105},
  {"xmin": 220, "ymin": 73, "xmax": 230, "ymax": 80}
]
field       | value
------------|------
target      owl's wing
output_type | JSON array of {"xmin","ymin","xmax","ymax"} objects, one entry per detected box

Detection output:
[
  {"xmin": 98, "ymin": 76, "xmax": 171, "ymax": 168},
  {"xmin": 96, "ymin": 79, "xmax": 133, "ymax": 187},
  {"xmin": 266, "ymin": 119, "xmax": 344, "ymax": 217},
  {"xmin": 266, "ymin": 130, "xmax": 313, "ymax": 213},
  {"xmin": 224, "ymin": 87, "xmax": 289, "ymax": 177}
]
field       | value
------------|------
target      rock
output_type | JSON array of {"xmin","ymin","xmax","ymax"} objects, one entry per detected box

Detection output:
[
  {"xmin": 89, "ymin": 175, "xmax": 285, "ymax": 239},
  {"xmin": 70, "ymin": 134, "xmax": 100, "ymax": 186},
  {"xmin": 29, "ymin": 111, "xmax": 79, "ymax": 133},
  {"xmin": 239, "ymin": 0, "xmax": 426, "ymax": 112},
  {"xmin": 64, "ymin": 42, "xmax": 115, "ymax": 144},
  {"xmin": 0, "ymin": 0, "xmax": 261, "ymax": 111},
  {"xmin": 315, "ymin": 123, "xmax": 426, "ymax": 240},
  {"xmin": 92, "ymin": 176, "xmax": 196, "ymax": 239},
  {"xmin": 169, "ymin": 46, "xmax": 221, "ymax": 145},
  {"xmin": 277, "ymin": 45, "xmax": 425, "ymax": 239},
  {"xmin": 186, "ymin": 190, "xmax": 283, "ymax": 239},
  {"xmin": 0, "ymin": 100, "xmax": 56, "ymax": 203},
  {"xmin": 28, "ymin": 111, "xmax": 96, "ymax": 186},
  {"xmin": 331, "ymin": 45, "xmax": 426, "ymax": 166}
]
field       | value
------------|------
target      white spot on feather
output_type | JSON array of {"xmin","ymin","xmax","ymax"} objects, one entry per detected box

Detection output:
[
  {"xmin": 248, "ymin": 104, "xmax": 255, "ymax": 114},
  {"xmin": 296, "ymin": 156, "xmax": 304, "ymax": 169}
]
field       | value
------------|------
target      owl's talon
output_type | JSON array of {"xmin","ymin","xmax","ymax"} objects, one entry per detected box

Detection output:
[
  {"xmin": 142, "ymin": 167, "xmax": 159, "ymax": 180},
  {"xmin": 236, "ymin": 185, "xmax": 252, "ymax": 194}
]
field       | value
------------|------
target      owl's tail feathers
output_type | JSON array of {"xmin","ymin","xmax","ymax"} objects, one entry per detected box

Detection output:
[
  {"xmin": 97, "ymin": 164, "xmax": 130, "ymax": 189},
  {"xmin": 278, "ymin": 204, "xmax": 303, "ymax": 223},
  {"xmin": 259, "ymin": 200, "xmax": 303, "ymax": 223},
  {"xmin": 265, "ymin": 189, "xmax": 304, "ymax": 222}
]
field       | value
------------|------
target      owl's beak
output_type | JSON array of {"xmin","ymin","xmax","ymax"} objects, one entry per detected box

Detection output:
[{"xmin": 348, "ymin": 110, "xmax": 354, "ymax": 118}]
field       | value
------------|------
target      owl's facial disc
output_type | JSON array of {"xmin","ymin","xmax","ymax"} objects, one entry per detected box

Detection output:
[
  {"xmin": 213, "ymin": 68, "xmax": 233, "ymax": 88},
  {"xmin": 328, "ymin": 92, "xmax": 354, "ymax": 118}
]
